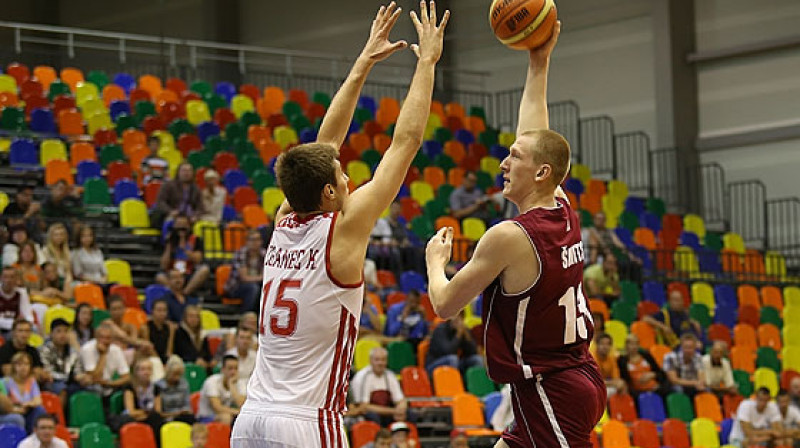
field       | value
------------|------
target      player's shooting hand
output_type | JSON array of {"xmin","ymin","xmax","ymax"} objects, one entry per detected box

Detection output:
[
  {"xmin": 409, "ymin": 0, "xmax": 450, "ymax": 63},
  {"xmin": 529, "ymin": 20, "xmax": 561, "ymax": 67},
  {"xmin": 360, "ymin": 2, "xmax": 408, "ymax": 63},
  {"xmin": 426, "ymin": 226, "xmax": 453, "ymax": 269}
]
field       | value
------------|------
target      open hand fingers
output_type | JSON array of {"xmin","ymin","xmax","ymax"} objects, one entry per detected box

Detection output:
[
  {"xmin": 420, "ymin": 0, "xmax": 429, "ymax": 25},
  {"xmin": 429, "ymin": 0, "xmax": 437, "ymax": 25},
  {"xmin": 437, "ymin": 9, "xmax": 451, "ymax": 32}
]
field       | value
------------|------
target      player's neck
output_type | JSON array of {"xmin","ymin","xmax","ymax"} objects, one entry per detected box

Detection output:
[{"xmin": 516, "ymin": 188, "xmax": 558, "ymax": 214}]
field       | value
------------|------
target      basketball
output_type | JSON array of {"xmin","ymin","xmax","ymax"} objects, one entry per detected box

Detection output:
[{"xmin": 490, "ymin": 0, "xmax": 558, "ymax": 50}]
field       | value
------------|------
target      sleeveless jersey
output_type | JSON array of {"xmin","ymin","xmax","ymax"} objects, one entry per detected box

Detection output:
[
  {"xmin": 482, "ymin": 197, "xmax": 596, "ymax": 383},
  {"xmin": 242, "ymin": 212, "xmax": 363, "ymax": 421}
]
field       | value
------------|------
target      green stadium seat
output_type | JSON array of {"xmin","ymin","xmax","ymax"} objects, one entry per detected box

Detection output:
[
  {"xmin": 168, "ymin": 119, "xmax": 195, "ymax": 140},
  {"xmin": 99, "ymin": 144, "xmax": 125, "ymax": 168},
  {"xmin": 185, "ymin": 363, "xmax": 207, "ymax": 393},
  {"xmin": 478, "ymin": 129, "xmax": 498, "ymax": 147},
  {"xmin": 92, "ymin": 309, "xmax": 110, "ymax": 328},
  {"xmin": 620, "ymin": 281, "xmax": 641, "ymax": 303},
  {"xmin": 240, "ymin": 154, "xmax": 264, "ymax": 178},
  {"xmin": 412, "ymin": 152, "xmax": 431, "ymax": 170},
  {"xmin": 115, "ymin": 114, "xmax": 139, "ymax": 134},
  {"xmin": 434, "ymin": 154, "xmax": 456, "ymax": 172},
  {"xmin": 70, "ymin": 391, "xmax": 105, "ymax": 426},
  {"xmin": 733, "ymin": 369, "xmax": 753, "ymax": 397},
  {"xmin": 618, "ymin": 211, "xmax": 640, "ymax": 233},
  {"xmin": 87, "ymin": 70, "xmax": 110, "ymax": 89},
  {"xmin": 282, "ymin": 101, "xmax": 303, "ymax": 119},
  {"xmin": 387, "ymin": 341, "xmax": 416, "ymax": 373},
  {"xmin": 465, "ymin": 366, "xmax": 497, "ymax": 398},
  {"xmin": 79, "ymin": 422, "xmax": 113, "ymax": 448},
  {"xmin": 48, "ymin": 80, "xmax": 71, "ymax": 101},
  {"xmin": 761, "ymin": 306, "xmax": 782, "ymax": 329},
  {"xmin": 134, "ymin": 100, "xmax": 157, "ymax": 121},
  {"xmin": 646, "ymin": 197, "xmax": 666, "ymax": 218},
  {"xmin": 1, "ymin": 107, "xmax": 26, "ymax": 130},
  {"xmin": 190, "ymin": 80, "xmax": 212, "ymax": 96},
  {"xmin": 475, "ymin": 171, "xmax": 494, "ymax": 191},
  {"xmin": 354, "ymin": 107, "xmax": 372, "ymax": 124},
  {"xmin": 667, "ymin": 392, "xmax": 694, "ymax": 423},
  {"xmin": 468, "ymin": 106, "xmax": 486, "ymax": 121},
  {"xmin": 611, "ymin": 300, "xmax": 637, "ymax": 327},
  {"xmin": 109, "ymin": 390, "xmax": 124, "ymax": 415},
  {"xmin": 423, "ymin": 198, "xmax": 448, "ymax": 221},
  {"xmin": 187, "ymin": 150, "xmax": 212, "ymax": 169},
  {"xmin": 437, "ymin": 184, "xmax": 454, "ymax": 203},
  {"xmin": 410, "ymin": 215, "xmax": 435, "ymax": 240},
  {"xmin": 361, "ymin": 149, "xmax": 382, "ymax": 168},
  {"xmin": 689, "ymin": 303, "xmax": 712, "ymax": 328},
  {"xmin": 756, "ymin": 347, "xmax": 781, "ymax": 372},
  {"xmin": 83, "ymin": 178, "xmax": 111, "ymax": 206},
  {"xmin": 433, "ymin": 127, "xmax": 452, "ymax": 143},
  {"xmin": 240, "ymin": 111, "xmax": 262, "ymax": 128},
  {"xmin": 312, "ymin": 91, "xmax": 331, "ymax": 108},
  {"xmin": 704, "ymin": 232, "xmax": 724, "ymax": 252}
]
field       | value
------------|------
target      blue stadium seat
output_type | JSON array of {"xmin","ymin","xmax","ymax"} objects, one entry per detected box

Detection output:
[
  {"xmin": 639, "ymin": 211, "xmax": 662, "ymax": 233},
  {"xmin": 30, "ymin": 108, "xmax": 56, "ymax": 133},
  {"xmin": 713, "ymin": 306, "xmax": 737, "ymax": 328},
  {"xmin": 643, "ymin": 281, "xmax": 667, "ymax": 307},
  {"xmin": 720, "ymin": 418, "xmax": 733, "ymax": 445},
  {"xmin": 698, "ymin": 249, "xmax": 722, "ymax": 274},
  {"xmin": 396, "ymin": 184, "xmax": 410, "ymax": 199},
  {"xmin": 714, "ymin": 284, "xmax": 738, "ymax": 309},
  {"xmin": 679, "ymin": 231, "xmax": 702, "ymax": 251},
  {"xmin": 422, "ymin": 141, "xmax": 443, "ymax": 160},
  {"xmin": 197, "ymin": 121, "xmax": 220, "ymax": 143},
  {"xmin": 77, "ymin": 160, "xmax": 103, "ymax": 185},
  {"xmin": 10, "ymin": 138, "xmax": 39, "ymax": 166},
  {"xmin": 114, "ymin": 179, "xmax": 140, "ymax": 205},
  {"xmin": 455, "ymin": 129, "xmax": 476, "ymax": 146},
  {"xmin": 489, "ymin": 144, "xmax": 509, "ymax": 160},
  {"xmin": 564, "ymin": 178, "xmax": 584, "ymax": 196},
  {"xmin": 214, "ymin": 82, "xmax": 237, "ymax": 103},
  {"xmin": 399, "ymin": 271, "xmax": 426, "ymax": 293},
  {"xmin": 495, "ymin": 173, "xmax": 504, "ymax": 188},
  {"xmin": 299, "ymin": 128, "xmax": 317, "ymax": 143},
  {"xmin": 482, "ymin": 391, "xmax": 503, "ymax": 425},
  {"xmin": 624, "ymin": 197, "xmax": 646, "ymax": 215},
  {"xmin": 113, "ymin": 72, "xmax": 136, "ymax": 94},
  {"xmin": 267, "ymin": 157, "xmax": 278, "ymax": 176},
  {"xmin": 358, "ymin": 96, "xmax": 377, "ymax": 116},
  {"xmin": 222, "ymin": 205, "xmax": 237, "ymax": 222},
  {"xmin": 614, "ymin": 228, "xmax": 634, "ymax": 248},
  {"xmin": 144, "ymin": 284, "xmax": 170, "ymax": 313},
  {"xmin": 110, "ymin": 100, "xmax": 131, "ymax": 122},
  {"xmin": 223, "ymin": 169, "xmax": 248, "ymax": 194},
  {"xmin": 637, "ymin": 392, "xmax": 666, "ymax": 423},
  {"xmin": 630, "ymin": 245, "xmax": 653, "ymax": 271},
  {"xmin": 0, "ymin": 424, "xmax": 26, "ymax": 447},
  {"xmin": 347, "ymin": 120, "xmax": 360, "ymax": 135}
]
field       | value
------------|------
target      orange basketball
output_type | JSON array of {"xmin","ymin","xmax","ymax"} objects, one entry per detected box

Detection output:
[{"xmin": 489, "ymin": 0, "xmax": 557, "ymax": 50}]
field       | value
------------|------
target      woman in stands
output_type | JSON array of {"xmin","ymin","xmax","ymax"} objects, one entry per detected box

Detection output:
[
  {"xmin": 173, "ymin": 305, "xmax": 211, "ymax": 369},
  {"xmin": 1, "ymin": 225, "xmax": 45, "ymax": 268},
  {"xmin": 122, "ymin": 357, "xmax": 165, "ymax": 444},
  {"xmin": 71, "ymin": 226, "xmax": 108, "ymax": 285},
  {"xmin": 3, "ymin": 351, "xmax": 47, "ymax": 432},
  {"xmin": 616, "ymin": 333, "xmax": 669, "ymax": 400},
  {"xmin": 70, "ymin": 303, "xmax": 94, "ymax": 348},
  {"xmin": 152, "ymin": 162, "xmax": 205, "ymax": 227},
  {"xmin": 42, "ymin": 223, "xmax": 73, "ymax": 283},
  {"xmin": 140, "ymin": 299, "xmax": 175, "ymax": 363},
  {"xmin": 14, "ymin": 242, "xmax": 42, "ymax": 292},
  {"xmin": 30, "ymin": 262, "xmax": 72, "ymax": 306},
  {"xmin": 155, "ymin": 355, "xmax": 195, "ymax": 424}
]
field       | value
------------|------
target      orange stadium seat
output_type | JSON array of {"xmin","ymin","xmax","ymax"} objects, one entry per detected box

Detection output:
[
  {"xmin": 41, "ymin": 392, "xmax": 66, "ymax": 426},
  {"xmin": 707, "ymin": 324, "xmax": 732, "ymax": 347},
  {"xmin": 694, "ymin": 392, "xmax": 723, "ymax": 423},
  {"xmin": 602, "ymin": 420, "xmax": 630, "ymax": 448},
  {"xmin": 102, "ymin": 84, "xmax": 126, "ymax": 107},
  {"xmin": 448, "ymin": 167, "xmax": 465, "ymax": 187},
  {"xmin": 34, "ymin": 66, "xmax": 57, "ymax": 89},
  {"xmin": 444, "ymin": 141, "xmax": 466, "ymax": 163},
  {"xmin": 433, "ymin": 366, "xmax": 464, "ymax": 397},
  {"xmin": 630, "ymin": 321, "xmax": 656, "ymax": 350},
  {"xmin": 589, "ymin": 299, "xmax": 609, "ymax": 321},
  {"xmin": 58, "ymin": 109, "xmax": 84, "ymax": 135},
  {"xmin": 60, "ymin": 68, "xmax": 84, "ymax": 91},
  {"xmin": 734, "ymin": 323, "xmax": 758, "ymax": 348},
  {"xmin": 739, "ymin": 285, "xmax": 761, "ymax": 309},
  {"xmin": 650, "ymin": 344, "xmax": 671, "ymax": 368},
  {"xmin": 215, "ymin": 265, "xmax": 232, "ymax": 297},
  {"xmin": 761, "ymin": 286, "xmax": 783, "ymax": 312},
  {"xmin": 351, "ymin": 421, "xmax": 380, "ymax": 448},
  {"xmin": 758, "ymin": 324, "xmax": 782, "ymax": 351},
  {"xmin": 730, "ymin": 345, "xmax": 756, "ymax": 373},
  {"xmin": 74, "ymin": 283, "xmax": 105, "ymax": 309},
  {"xmin": 738, "ymin": 305, "xmax": 760, "ymax": 329},
  {"xmin": 423, "ymin": 167, "xmax": 446, "ymax": 191},
  {"xmin": 637, "ymin": 301, "xmax": 660, "ymax": 320}
]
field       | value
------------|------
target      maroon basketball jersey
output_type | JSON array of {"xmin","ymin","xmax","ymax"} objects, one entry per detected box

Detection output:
[{"xmin": 482, "ymin": 197, "xmax": 595, "ymax": 383}]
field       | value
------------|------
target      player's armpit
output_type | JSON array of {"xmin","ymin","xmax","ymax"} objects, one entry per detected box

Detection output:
[{"xmin": 275, "ymin": 199, "xmax": 293, "ymax": 223}]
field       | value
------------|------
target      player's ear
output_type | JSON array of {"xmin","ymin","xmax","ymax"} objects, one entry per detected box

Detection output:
[{"xmin": 535, "ymin": 164, "xmax": 552, "ymax": 182}]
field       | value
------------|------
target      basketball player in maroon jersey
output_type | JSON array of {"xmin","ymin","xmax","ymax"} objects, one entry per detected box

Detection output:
[{"xmin": 426, "ymin": 22, "xmax": 606, "ymax": 448}]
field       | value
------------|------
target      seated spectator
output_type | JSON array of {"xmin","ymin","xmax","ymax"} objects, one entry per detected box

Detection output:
[
  {"xmin": 3, "ymin": 187, "xmax": 43, "ymax": 239},
  {"xmin": 385, "ymin": 289, "xmax": 428, "ymax": 348},
  {"xmin": 141, "ymin": 136, "xmax": 169, "ymax": 185},
  {"xmin": 359, "ymin": 291, "xmax": 382, "ymax": 337},
  {"xmin": 155, "ymin": 355, "xmax": 195, "ymax": 424},
  {"xmin": 71, "ymin": 226, "xmax": 107, "ymax": 284},
  {"xmin": 70, "ymin": 303, "xmax": 94, "ymax": 348},
  {"xmin": 0, "ymin": 269, "xmax": 35, "ymax": 338},
  {"xmin": 18, "ymin": 413, "xmax": 68, "ymax": 448},
  {"xmin": 702, "ymin": 341, "xmax": 738, "ymax": 400},
  {"xmin": 173, "ymin": 305, "xmax": 211, "ymax": 368},
  {"xmin": 663, "ymin": 332, "xmax": 706, "ymax": 400},
  {"xmin": 791, "ymin": 377, "xmax": 800, "ymax": 409},
  {"xmin": 0, "ymin": 320, "xmax": 43, "ymax": 379},
  {"xmin": 198, "ymin": 169, "xmax": 226, "ymax": 224},
  {"xmin": 13, "ymin": 242, "xmax": 42, "ymax": 292},
  {"xmin": 197, "ymin": 354, "xmax": 245, "ymax": 424},
  {"xmin": 224, "ymin": 229, "xmax": 266, "ymax": 313},
  {"xmin": 591, "ymin": 332, "xmax": 626, "ymax": 395},
  {"xmin": 42, "ymin": 223, "xmax": 73, "ymax": 282},
  {"xmin": 136, "ymin": 343, "xmax": 166, "ymax": 383},
  {"xmin": 39, "ymin": 318, "xmax": 89, "ymax": 400},
  {"xmin": 729, "ymin": 387, "xmax": 783, "ymax": 448},
  {"xmin": 617, "ymin": 334, "xmax": 668, "ymax": 399},
  {"xmin": 191, "ymin": 423, "xmax": 208, "ymax": 448},
  {"xmin": 643, "ymin": 289, "xmax": 701, "ymax": 348},
  {"xmin": 163, "ymin": 269, "xmax": 199, "ymax": 323},
  {"xmin": 80, "ymin": 322, "xmax": 130, "ymax": 398},
  {"xmin": 777, "ymin": 389, "xmax": 800, "ymax": 447},
  {"xmin": 389, "ymin": 421, "xmax": 417, "ymax": 448},
  {"xmin": 30, "ymin": 262, "xmax": 72, "ymax": 306},
  {"xmin": 140, "ymin": 299, "xmax": 175, "ymax": 363},
  {"xmin": 584, "ymin": 253, "xmax": 621, "ymax": 300},
  {"xmin": 225, "ymin": 327, "xmax": 256, "ymax": 382},
  {"xmin": 368, "ymin": 201, "xmax": 422, "ymax": 274},
  {"xmin": 106, "ymin": 295, "xmax": 150, "ymax": 362},
  {"xmin": 42, "ymin": 180, "xmax": 83, "ymax": 218},
  {"xmin": 212, "ymin": 313, "xmax": 257, "ymax": 368},
  {"xmin": 350, "ymin": 347, "xmax": 408, "ymax": 426},
  {"xmin": 0, "ymin": 374, "xmax": 25, "ymax": 428},
  {"xmin": 2, "ymin": 225, "xmax": 45, "ymax": 268},
  {"xmin": 363, "ymin": 258, "xmax": 384, "ymax": 296},
  {"xmin": 363, "ymin": 428, "xmax": 392, "ymax": 448},
  {"xmin": 426, "ymin": 311, "xmax": 483, "ymax": 376},
  {"xmin": 152, "ymin": 162, "xmax": 205, "ymax": 226},
  {"xmin": 156, "ymin": 214, "xmax": 210, "ymax": 297},
  {"xmin": 449, "ymin": 429, "xmax": 469, "ymax": 448},
  {"xmin": 450, "ymin": 171, "xmax": 493, "ymax": 223},
  {"xmin": 4, "ymin": 351, "xmax": 47, "ymax": 431},
  {"xmin": 586, "ymin": 211, "xmax": 642, "ymax": 281},
  {"xmin": 116, "ymin": 357, "xmax": 164, "ymax": 440}
]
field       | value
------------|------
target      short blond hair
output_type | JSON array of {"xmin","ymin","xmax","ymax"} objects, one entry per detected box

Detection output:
[{"xmin": 521, "ymin": 129, "xmax": 571, "ymax": 186}]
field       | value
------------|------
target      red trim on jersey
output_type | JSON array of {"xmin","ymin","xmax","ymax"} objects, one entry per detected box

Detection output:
[
  {"xmin": 325, "ymin": 212, "xmax": 364, "ymax": 289},
  {"xmin": 336, "ymin": 314, "xmax": 358, "ymax": 411},
  {"xmin": 334, "ymin": 412, "xmax": 343, "ymax": 447},
  {"xmin": 326, "ymin": 410, "xmax": 336, "ymax": 448},
  {"xmin": 318, "ymin": 408, "xmax": 328, "ymax": 448},
  {"xmin": 324, "ymin": 307, "xmax": 348, "ymax": 409}
]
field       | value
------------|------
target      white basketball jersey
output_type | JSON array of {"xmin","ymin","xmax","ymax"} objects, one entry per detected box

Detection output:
[{"xmin": 242, "ymin": 211, "xmax": 363, "ymax": 422}]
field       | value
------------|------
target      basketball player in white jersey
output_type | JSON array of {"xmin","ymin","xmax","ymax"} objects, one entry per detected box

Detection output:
[{"xmin": 230, "ymin": 3, "xmax": 449, "ymax": 447}]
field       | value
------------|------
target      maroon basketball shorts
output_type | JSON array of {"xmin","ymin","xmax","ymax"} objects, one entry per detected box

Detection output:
[{"xmin": 502, "ymin": 363, "xmax": 606, "ymax": 448}]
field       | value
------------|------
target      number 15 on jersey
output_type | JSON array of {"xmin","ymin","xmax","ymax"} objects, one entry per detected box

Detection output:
[
  {"xmin": 259, "ymin": 279, "xmax": 302, "ymax": 337},
  {"xmin": 558, "ymin": 282, "xmax": 593, "ymax": 344}
]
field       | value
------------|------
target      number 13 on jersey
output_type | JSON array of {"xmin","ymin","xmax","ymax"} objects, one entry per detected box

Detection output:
[
  {"xmin": 259, "ymin": 279, "xmax": 302, "ymax": 337},
  {"xmin": 558, "ymin": 282, "xmax": 594, "ymax": 344}
]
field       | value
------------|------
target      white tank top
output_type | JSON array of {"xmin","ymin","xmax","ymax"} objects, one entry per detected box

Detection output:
[{"xmin": 242, "ymin": 212, "xmax": 363, "ymax": 420}]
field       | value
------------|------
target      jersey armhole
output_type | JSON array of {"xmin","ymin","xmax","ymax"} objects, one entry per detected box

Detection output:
[
  {"xmin": 499, "ymin": 221, "xmax": 542, "ymax": 298},
  {"xmin": 325, "ymin": 212, "xmax": 364, "ymax": 289}
]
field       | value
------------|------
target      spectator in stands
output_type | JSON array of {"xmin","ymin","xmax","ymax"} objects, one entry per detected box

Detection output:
[
  {"xmin": 389, "ymin": 421, "xmax": 416, "ymax": 448},
  {"xmin": 583, "ymin": 252, "xmax": 621, "ymax": 300},
  {"xmin": 163, "ymin": 269, "xmax": 199, "ymax": 323},
  {"xmin": 17, "ymin": 413, "xmax": 68, "ymax": 448},
  {"xmin": 350, "ymin": 347, "xmax": 408, "ymax": 426},
  {"xmin": 29, "ymin": 262, "xmax": 72, "ymax": 306},
  {"xmin": 369, "ymin": 201, "xmax": 420, "ymax": 275},
  {"xmin": 359, "ymin": 291, "xmax": 382, "ymax": 337},
  {"xmin": 225, "ymin": 327, "xmax": 256, "ymax": 382},
  {"xmin": 791, "ymin": 377, "xmax": 800, "ymax": 409},
  {"xmin": 363, "ymin": 428, "xmax": 393, "ymax": 448},
  {"xmin": 140, "ymin": 299, "xmax": 175, "ymax": 363},
  {"xmin": 4, "ymin": 351, "xmax": 47, "ymax": 431},
  {"xmin": 105, "ymin": 295, "xmax": 150, "ymax": 362},
  {"xmin": 225, "ymin": 229, "xmax": 267, "ymax": 313},
  {"xmin": 663, "ymin": 332, "xmax": 706, "ymax": 400},
  {"xmin": 156, "ymin": 214, "xmax": 210, "ymax": 297},
  {"xmin": 42, "ymin": 223, "xmax": 73, "ymax": 282},
  {"xmin": 0, "ymin": 372, "xmax": 25, "ymax": 428},
  {"xmin": 42, "ymin": 180, "xmax": 82, "ymax": 218},
  {"xmin": 152, "ymin": 162, "xmax": 205, "ymax": 226},
  {"xmin": 730, "ymin": 387, "xmax": 783, "ymax": 448},
  {"xmin": 70, "ymin": 303, "xmax": 93, "ymax": 347},
  {"xmin": 3, "ymin": 186, "xmax": 42, "ymax": 232},
  {"xmin": 385, "ymin": 289, "xmax": 428, "ymax": 349},
  {"xmin": 197, "ymin": 354, "xmax": 245, "ymax": 424},
  {"xmin": 2, "ymin": 225, "xmax": 45, "ymax": 268},
  {"xmin": 190, "ymin": 423, "xmax": 208, "ymax": 448},
  {"xmin": 0, "ymin": 319, "xmax": 43, "ymax": 378},
  {"xmin": 591, "ymin": 332, "xmax": 626, "ymax": 395},
  {"xmin": 14, "ymin": 241, "xmax": 42, "ymax": 291},
  {"xmin": 450, "ymin": 171, "xmax": 493, "ymax": 223},
  {"xmin": 122, "ymin": 357, "xmax": 165, "ymax": 438},
  {"xmin": 777, "ymin": 389, "xmax": 800, "ymax": 446},
  {"xmin": 80, "ymin": 322, "xmax": 130, "ymax": 399},
  {"xmin": 586, "ymin": 212, "xmax": 642, "ymax": 280},
  {"xmin": 137, "ymin": 342, "xmax": 166, "ymax": 383},
  {"xmin": 363, "ymin": 258, "xmax": 384, "ymax": 296},
  {"xmin": 450, "ymin": 429, "xmax": 469, "ymax": 448},
  {"xmin": 173, "ymin": 305, "xmax": 211, "ymax": 368},
  {"xmin": 141, "ymin": 135, "xmax": 169, "ymax": 185},
  {"xmin": 155, "ymin": 355, "xmax": 195, "ymax": 424},
  {"xmin": 643, "ymin": 289, "xmax": 701, "ymax": 348},
  {"xmin": 71, "ymin": 226, "xmax": 107, "ymax": 284},
  {"xmin": 39, "ymin": 318, "xmax": 89, "ymax": 401},
  {"xmin": 617, "ymin": 334, "xmax": 668, "ymax": 399},
  {"xmin": 426, "ymin": 310, "xmax": 483, "ymax": 376},
  {"xmin": 212, "ymin": 313, "xmax": 257, "ymax": 367},
  {"xmin": 198, "ymin": 169, "xmax": 227, "ymax": 224},
  {"xmin": 0, "ymin": 267, "xmax": 34, "ymax": 338},
  {"xmin": 702, "ymin": 340, "xmax": 738, "ymax": 400}
]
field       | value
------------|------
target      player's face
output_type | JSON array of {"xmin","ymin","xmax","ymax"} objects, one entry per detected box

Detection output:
[{"xmin": 501, "ymin": 136, "xmax": 538, "ymax": 204}]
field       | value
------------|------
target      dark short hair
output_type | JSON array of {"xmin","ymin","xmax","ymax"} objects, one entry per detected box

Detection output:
[
  {"xmin": 152, "ymin": 298, "xmax": 169, "ymax": 310},
  {"xmin": 34, "ymin": 413, "xmax": 57, "ymax": 427},
  {"xmin": 50, "ymin": 318, "xmax": 71, "ymax": 332},
  {"xmin": 276, "ymin": 143, "xmax": 339, "ymax": 213},
  {"xmin": 222, "ymin": 354, "xmax": 238, "ymax": 367},
  {"xmin": 757, "ymin": 387, "xmax": 772, "ymax": 396},
  {"xmin": 236, "ymin": 326, "xmax": 253, "ymax": 337},
  {"xmin": 596, "ymin": 332, "xmax": 612, "ymax": 344},
  {"xmin": 680, "ymin": 332, "xmax": 697, "ymax": 342},
  {"xmin": 12, "ymin": 319, "xmax": 32, "ymax": 330},
  {"xmin": 374, "ymin": 429, "xmax": 392, "ymax": 441},
  {"xmin": 778, "ymin": 389, "xmax": 790, "ymax": 398},
  {"xmin": 147, "ymin": 135, "xmax": 160, "ymax": 145}
]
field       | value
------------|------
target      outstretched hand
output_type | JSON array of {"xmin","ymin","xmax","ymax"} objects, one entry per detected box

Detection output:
[
  {"xmin": 360, "ymin": 2, "xmax": 408, "ymax": 63},
  {"xmin": 529, "ymin": 20, "xmax": 561, "ymax": 67},
  {"xmin": 426, "ymin": 226, "xmax": 454, "ymax": 269},
  {"xmin": 409, "ymin": 0, "xmax": 450, "ymax": 63}
]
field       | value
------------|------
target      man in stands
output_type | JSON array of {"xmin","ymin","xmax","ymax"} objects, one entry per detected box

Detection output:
[
  {"xmin": 152, "ymin": 162, "xmax": 204, "ymax": 226},
  {"xmin": 0, "ymin": 266, "xmax": 34, "ymax": 338},
  {"xmin": 643, "ymin": 289, "xmax": 701, "ymax": 347},
  {"xmin": 450, "ymin": 171, "xmax": 494, "ymax": 223},
  {"xmin": 156, "ymin": 213, "xmax": 210, "ymax": 297},
  {"xmin": 450, "ymin": 429, "xmax": 469, "ymax": 448},
  {"xmin": 701, "ymin": 340, "xmax": 738, "ymax": 400},
  {"xmin": 80, "ymin": 322, "xmax": 130, "ymax": 400},
  {"xmin": 349, "ymin": 346, "xmax": 408, "ymax": 426},
  {"xmin": 584, "ymin": 252, "xmax": 621, "ymax": 300},
  {"xmin": 591, "ymin": 332, "xmax": 626, "ymax": 395},
  {"xmin": 163, "ymin": 269, "xmax": 198, "ymax": 323},
  {"xmin": 777, "ymin": 389, "xmax": 800, "ymax": 446},
  {"xmin": 0, "ymin": 319, "xmax": 43, "ymax": 379},
  {"xmin": 141, "ymin": 135, "xmax": 169, "ymax": 185},
  {"xmin": 662, "ymin": 332, "xmax": 706, "ymax": 400},
  {"xmin": 389, "ymin": 421, "xmax": 417, "ymax": 448},
  {"xmin": 730, "ymin": 387, "xmax": 783, "ymax": 448},
  {"xmin": 42, "ymin": 180, "xmax": 82, "ymax": 218},
  {"xmin": 224, "ymin": 327, "xmax": 256, "ymax": 382},
  {"xmin": 363, "ymin": 429, "xmax": 393, "ymax": 448},
  {"xmin": 426, "ymin": 310, "xmax": 482, "ymax": 376},
  {"xmin": 39, "ymin": 318, "xmax": 90, "ymax": 401},
  {"xmin": 17, "ymin": 413, "xmax": 69, "ymax": 448},
  {"xmin": 3, "ymin": 186, "xmax": 42, "ymax": 240},
  {"xmin": 197, "ymin": 354, "xmax": 245, "ymax": 425},
  {"xmin": 385, "ymin": 289, "xmax": 428, "ymax": 349}
]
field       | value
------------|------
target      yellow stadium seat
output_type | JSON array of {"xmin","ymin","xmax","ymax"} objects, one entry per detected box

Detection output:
[
  {"xmin": 607, "ymin": 180, "xmax": 628, "ymax": 200},
  {"xmin": 75, "ymin": 82, "xmax": 100, "ymax": 105},
  {"xmin": 186, "ymin": 100, "xmax": 211, "ymax": 125},
  {"xmin": 158, "ymin": 148, "xmax": 183, "ymax": 178},
  {"xmin": 498, "ymin": 132, "xmax": 515, "ymax": 148},
  {"xmin": 675, "ymin": 246, "xmax": 699, "ymax": 274},
  {"xmin": 0, "ymin": 138, "xmax": 10, "ymax": 153},
  {"xmin": 601, "ymin": 194, "xmax": 624, "ymax": 218},
  {"xmin": 161, "ymin": 421, "xmax": 192, "ymax": 448},
  {"xmin": 28, "ymin": 333, "xmax": 44, "ymax": 348},
  {"xmin": 347, "ymin": 160, "xmax": 372, "ymax": 187},
  {"xmin": 44, "ymin": 305, "xmax": 75, "ymax": 335},
  {"xmin": 605, "ymin": 320, "xmax": 628, "ymax": 351},
  {"xmin": 273, "ymin": 126, "xmax": 299, "ymax": 149},
  {"xmin": 783, "ymin": 324, "xmax": 800, "ymax": 347},
  {"xmin": 80, "ymin": 98, "xmax": 107, "ymax": 119},
  {"xmin": 691, "ymin": 282, "xmax": 716, "ymax": 315},
  {"xmin": 723, "ymin": 232, "xmax": 745, "ymax": 255},
  {"xmin": 783, "ymin": 346, "xmax": 800, "ymax": 372},
  {"xmin": 427, "ymin": 114, "xmax": 442, "ymax": 129},
  {"xmin": 596, "ymin": 408, "xmax": 609, "ymax": 432},
  {"xmin": 785, "ymin": 307, "xmax": 800, "ymax": 326},
  {"xmin": 87, "ymin": 112, "xmax": 113, "ymax": 135},
  {"xmin": 354, "ymin": 338, "xmax": 382, "ymax": 371},
  {"xmin": 570, "ymin": 164, "xmax": 591, "ymax": 183},
  {"xmin": 152, "ymin": 130, "xmax": 176, "ymax": 150},
  {"xmin": 0, "ymin": 191, "xmax": 8, "ymax": 213},
  {"xmin": 754, "ymin": 367, "xmax": 779, "ymax": 396},
  {"xmin": 462, "ymin": 218, "xmax": 486, "ymax": 241},
  {"xmin": 262, "ymin": 187, "xmax": 286, "ymax": 218},
  {"xmin": 767, "ymin": 252, "xmax": 787, "ymax": 279},
  {"xmin": 194, "ymin": 220, "xmax": 224, "ymax": 259},
  {"xmin": 105, "ymin": 259, "xmax": 132, "ymax": 286},
  {"xmin": 683, "ymin": 214, "xmax": 706, "ymax": 238},
  {"xmin": 690, "ymin": 418, "xmax": 720, "ymax": 448},
  {"xmin": 409, "ymin": 181, "xmax": 435, "ymax": 206},
  {"xmin": 201, "ymin": 309, "xmax": 221, "ymax": 330},
  {"xmin": 40, "ymin": 139, "xmax": 68, "ymax": 165},
  {"xmin": 231, "ymin": 94, "xmax": 255, "ymax": 118},
  {"xmin": 0, "ymin": 74, "xmax": 18, "ymax": 93},
  {"xmin": 786, "ymin": 287, "xmax": 800, "ymax": 307},
  {"xmin": 120, "ymin": 199, "xmax": 152, "ymax": 229},
  {"xmin": 479, "ymin": 156, "xmax": 502, "ymax": 177}
]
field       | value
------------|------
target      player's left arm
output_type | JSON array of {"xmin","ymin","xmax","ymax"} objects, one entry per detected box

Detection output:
[{"xmin": 426, "ymin": 223, "xmax": 518, "ymax": 319}]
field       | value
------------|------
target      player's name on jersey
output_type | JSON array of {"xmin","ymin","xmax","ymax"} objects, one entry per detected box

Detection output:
[
  {"xmin": 264, "ymin": 245, "xmax": 321, "ymax": 271},
  {"xmin": 561, "ymin": 241, "xmax": 585, "ymax": 269}
]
